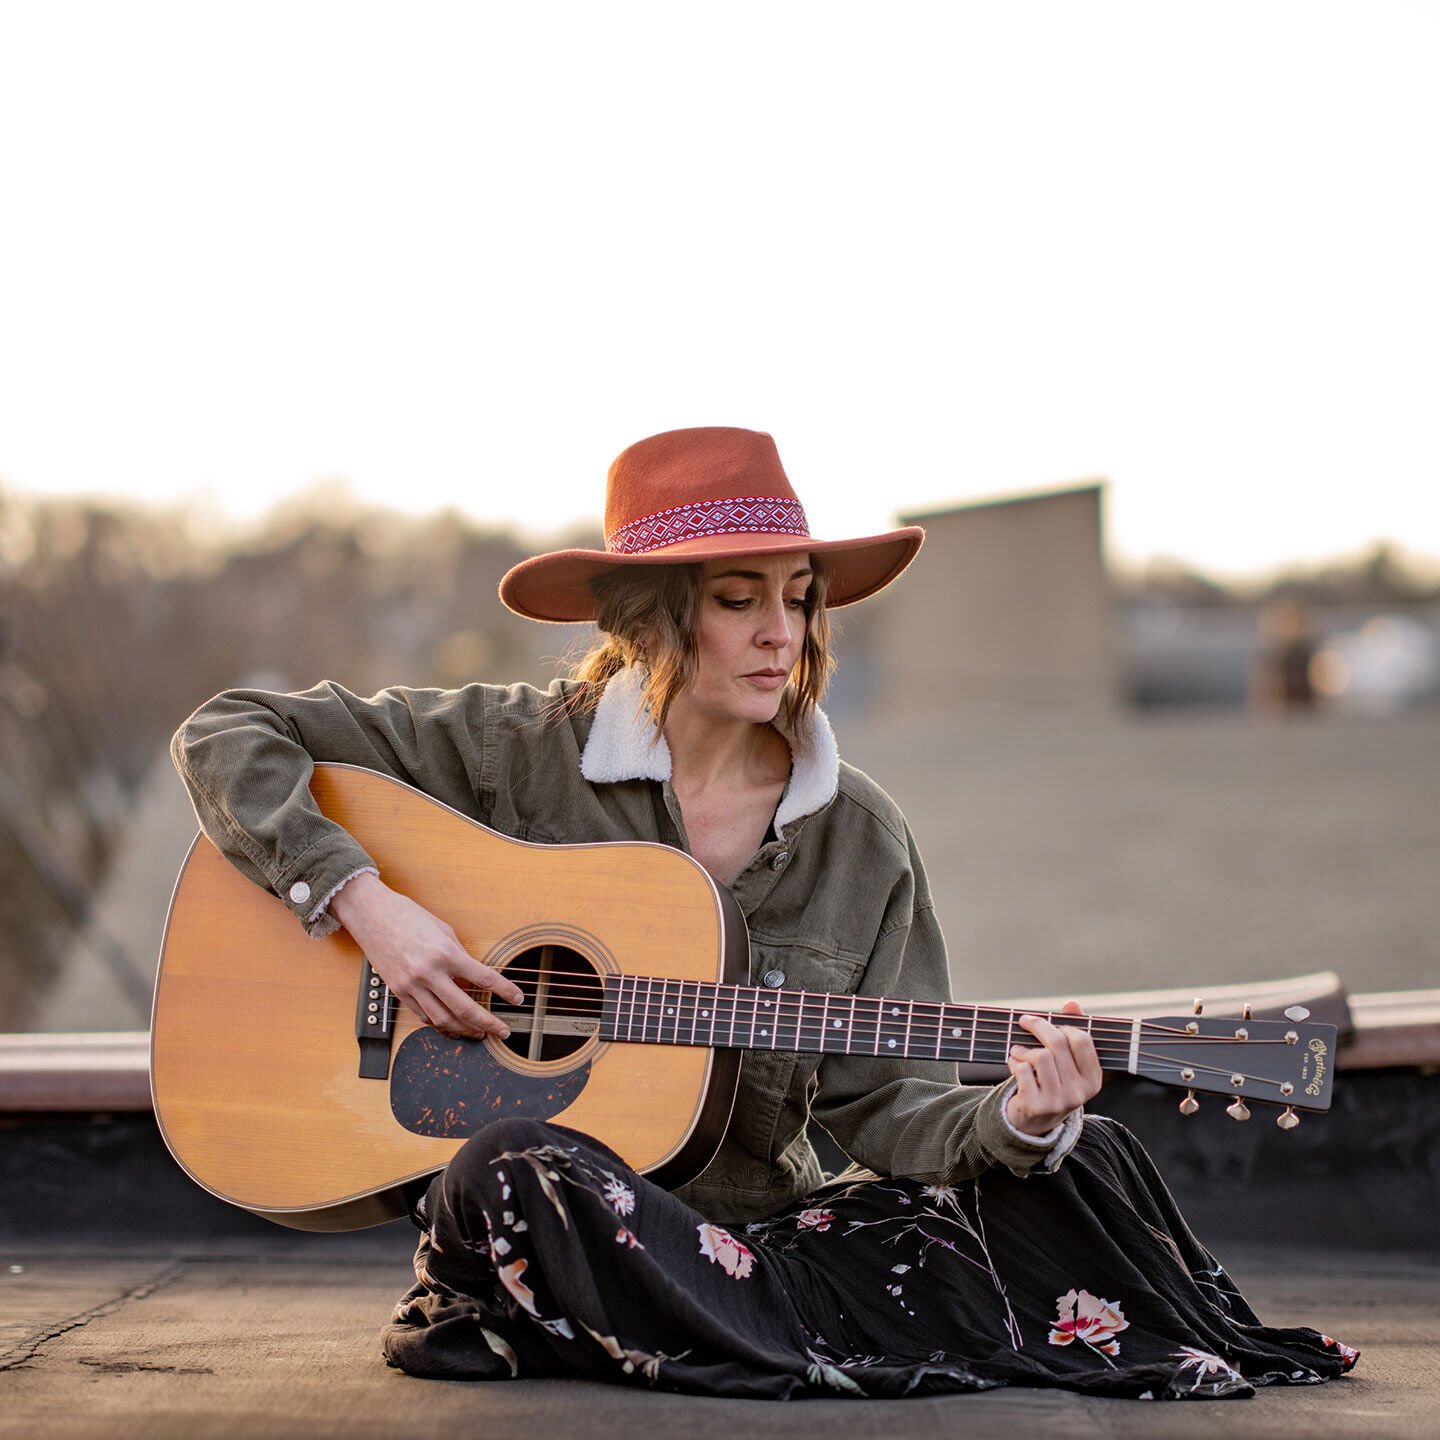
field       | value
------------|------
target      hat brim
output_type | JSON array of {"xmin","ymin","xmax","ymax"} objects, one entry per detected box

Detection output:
[{"xmin": 499, "ymin": 526, "xmax": 925, "ymax": 623}]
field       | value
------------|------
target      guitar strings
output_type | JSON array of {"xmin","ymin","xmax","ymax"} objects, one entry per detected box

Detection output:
[
  {"xmin": 470, "ymin": 969, "xmax": 1298, "ymax": 1045},
  {"xmin": 372, "ymin": 991, "xmax": 1304, "ymax": 1092},
  {"xmin": 380, "ymin": 997, "xmax": 1301, "ymax": 1084}
]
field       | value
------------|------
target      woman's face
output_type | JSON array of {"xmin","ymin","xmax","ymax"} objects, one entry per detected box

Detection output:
[{"xmin": 679, "ymin": 551, "xmax": 812, "ymax": 727}]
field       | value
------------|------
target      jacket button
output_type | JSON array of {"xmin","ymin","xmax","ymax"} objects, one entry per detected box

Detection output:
[
  {"xmin": 770, "ymin": 851, "xmax": 789, "ymax": 870},
  {"xmin": 762, "ymin": 969, "xmax": 786, "ymax": 988},
  {"xmin": 288, "ymin": 881, "xmax": 312, "ymax": 905}
]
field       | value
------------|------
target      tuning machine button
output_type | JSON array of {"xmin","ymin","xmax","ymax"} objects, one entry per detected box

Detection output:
[
  {"xmin": 1284, "ymin": 1005, "xmax": 1311, "ymax": 1022},
  {"xmin": 1226, "ymin": 1097, "xmax": 1251, "ymax": 1121},
  {"xmin": 1179, "ymin": 1090, "xmax": 1199, "ymax": 1117},
  {"xmin": 1276, "ymin": 1106, "xmax": 1301, "ymax": 1131}
]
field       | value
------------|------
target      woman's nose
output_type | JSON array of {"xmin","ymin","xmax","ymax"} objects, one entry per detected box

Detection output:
[{"xmin": 756, "ymin": 597, "xmax": 792, "ymax": 647}]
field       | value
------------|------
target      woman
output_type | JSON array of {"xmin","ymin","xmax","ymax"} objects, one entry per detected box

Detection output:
[{"xmin": 172, "ymin": 427, "xmax": 1356, "ymax": 1400}]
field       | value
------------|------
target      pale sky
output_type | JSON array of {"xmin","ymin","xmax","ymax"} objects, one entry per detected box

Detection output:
[{"xmin": 2, "ymin": 1, "xmax": 1437, "ymax": 580}]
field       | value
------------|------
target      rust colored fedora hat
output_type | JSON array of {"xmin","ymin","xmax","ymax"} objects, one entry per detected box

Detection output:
[{"xmin": 499, "ymin": 427, "xmax": 924, "ymax": 623}]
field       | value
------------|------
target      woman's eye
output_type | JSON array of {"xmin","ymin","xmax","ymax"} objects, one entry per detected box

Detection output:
[{"xmin": 716, "ymin": 596, "xmax": 751, "ymax": 610}]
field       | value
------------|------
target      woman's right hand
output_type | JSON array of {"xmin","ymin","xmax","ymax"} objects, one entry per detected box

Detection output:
[{"xmin": 329, "ymin": 871, "xmax": 523, "ymax": 1039}]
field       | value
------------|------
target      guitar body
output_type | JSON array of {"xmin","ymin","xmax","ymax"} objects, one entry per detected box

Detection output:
[{"xmin": 151, "ymin": 764, "xmax": 749, "ymax": 1231}]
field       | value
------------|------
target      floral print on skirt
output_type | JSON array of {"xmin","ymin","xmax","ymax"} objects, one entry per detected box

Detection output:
[{"xmin": 382, "ymin": 1114, "xmax": 1357, "ymax": 1400}]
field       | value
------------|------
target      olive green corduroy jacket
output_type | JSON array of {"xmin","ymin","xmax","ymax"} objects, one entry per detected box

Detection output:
[{"xmin": 171, "ymin": 670, "xmax": 1075, "ymax": 1223}]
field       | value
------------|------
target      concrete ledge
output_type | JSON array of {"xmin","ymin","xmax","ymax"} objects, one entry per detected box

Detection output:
[
  {"xmin": 0, "ymin": 1031, "xmax": 151, "ymax": 1111},
  {"xmin": 1345, "ymin": 990, "xmax": 1440, "ymax": 1069}
]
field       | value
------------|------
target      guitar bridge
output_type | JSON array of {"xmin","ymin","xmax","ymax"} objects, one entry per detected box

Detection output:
[{"xmin": 355, "ymin": 957, "xmax": 396, "ymax": 1079}]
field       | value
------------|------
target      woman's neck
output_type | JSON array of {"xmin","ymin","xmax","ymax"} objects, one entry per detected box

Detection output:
[
  {"xmin": 662, "ymin": 698, "xmax": 790, "ymax": 795},
  {"xmin": 662, "ymin": 698, "xmax": 793, "ymax": 883}
]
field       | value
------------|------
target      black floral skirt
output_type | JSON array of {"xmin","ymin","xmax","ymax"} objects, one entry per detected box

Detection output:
[{"xmin": 382, "ymin": 1115, "xmax": 1357, "ymax": 1400}]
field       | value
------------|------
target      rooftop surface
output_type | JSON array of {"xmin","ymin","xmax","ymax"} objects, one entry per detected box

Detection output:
[{"xmin": 3, "ymin": 1240, "xmax": 1435, "ymax": 1440}]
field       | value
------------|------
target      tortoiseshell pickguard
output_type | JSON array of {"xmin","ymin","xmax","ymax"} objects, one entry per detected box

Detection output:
[{"xmin": 389, "ymin": 1029, "xmax": 591, "ymax": 1138}]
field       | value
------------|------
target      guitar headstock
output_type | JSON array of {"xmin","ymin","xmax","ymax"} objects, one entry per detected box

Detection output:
[{"xmin": 1137, "ymin": 1007, "xmax": 1336, "ymax": 1126}]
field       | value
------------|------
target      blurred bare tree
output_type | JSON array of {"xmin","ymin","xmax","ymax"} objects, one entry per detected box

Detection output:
[{"xmin": 0, "ymin": 487, "xmax": 593, "ymax": 1028}]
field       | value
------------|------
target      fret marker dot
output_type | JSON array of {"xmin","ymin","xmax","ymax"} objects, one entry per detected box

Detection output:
[
  {"xmin": 832, "ymin": 1020, "xmax": 843, "ymax": 1029},
  {"xmin": 951, "ymin": 1027, "xmax": 964, "ymax": 1037},
  {"xmin": 701, "ymin": 1010, "xmax": 710, "ymax": 1018},
  {"xmin": 887, "ymin": 1038, "xmax": 897, "ymax": 1049},
  {"xmin": 760, "ymin": 1029, "xmax": 769, "ymax": 1037},
  {"xmin": 890, "ymin": 1007, "xmax": 900, "ymax": 1016},
  {"xmin": 666, "ymin": 1008, "xmax": 675, "ymax": 1016}
]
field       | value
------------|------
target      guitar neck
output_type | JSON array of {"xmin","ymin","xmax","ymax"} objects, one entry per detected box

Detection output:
[
  {"xmin": 600, "ymin": 974, "xmax": 1134, "ymax": 1071},
  {"xmin": 595, "ymin": 973, "xmax": 1339, "ymax": 1114}
]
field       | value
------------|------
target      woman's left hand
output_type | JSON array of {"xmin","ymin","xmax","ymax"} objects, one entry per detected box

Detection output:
[{"xmin": 1005, "ymin": 1000, "xmax": 1103, "ymax": 1137}]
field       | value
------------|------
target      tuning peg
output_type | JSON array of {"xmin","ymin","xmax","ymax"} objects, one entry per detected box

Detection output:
[
  {"xmin": 1226, "ymin": 1097, "xmax": 1251, "ymax": 1122},
  {"xmin": 1276, "ymin": 1106, "xmax": 1300, "ymax": 1131},
  {"xmin": 1179, "ymin": 1090, "xmax": 1199, "ymax": 1116},
  {"xmin": 1284, "ymin": 1005, "xmax": 1311, "ymax": 1022}
]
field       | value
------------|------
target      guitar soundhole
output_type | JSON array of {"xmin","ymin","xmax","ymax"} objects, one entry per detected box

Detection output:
[{"xmin": 494, "ymin": 944, "xmax": 605, "ymax": 1062}]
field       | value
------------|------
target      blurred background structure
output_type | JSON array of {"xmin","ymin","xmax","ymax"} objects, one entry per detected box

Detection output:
[{"xmin": 2, "ymin": 483, "xmax": 1435, "ymax": 1034}]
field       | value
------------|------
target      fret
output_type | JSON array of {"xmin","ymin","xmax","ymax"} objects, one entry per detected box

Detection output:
[
  {"xmin": 746, "ymin": 985, "xmax": 759, "ymax": 1049},
  {"xmin": 695, "ymin": 983, "xmax": 717, "ymax": 1047},
  {"xmin": 754, "ymin": 990, "xmax": 779, "ymax": 1048},
  {"xmin": 623, "ymin": 975, "xmax": 638, "ymax": 1044},
  {"xmin": 875, "ymin": 998, "xmax": 908, "ymax": 1057},
  {"xmin": 660, "ymin": 978, "xmax": 681, "ymax": 1046},
  {"xmin": 796, "ymin": 990, "xmax": 822, "ymax": 1051},
  {"xmin": 967, "ymin": 1004, "xmax": 979, "ymax": 1062},
  {"xmin": 680, "ymin": 979, "xmax": 698, "ymax": 1046},
  {"xmin": 713, "ymin": 983, "xmax": 737, "ymax": 1048},
  {"xmin": 698, "ymin": 983, "xmax": 719, "ymax": 1047},
  {"xmin": 640, "ymin": 976, "xmax": 659, "ymax": 1044},
  {"xmin": 600, "ymin": 975, "xmax": 622, "ymax": 1043}
]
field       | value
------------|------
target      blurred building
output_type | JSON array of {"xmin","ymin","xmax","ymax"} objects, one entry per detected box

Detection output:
[{"xmin": 834, "ymin": 482, "xmax": 1117, "ymax": 716}]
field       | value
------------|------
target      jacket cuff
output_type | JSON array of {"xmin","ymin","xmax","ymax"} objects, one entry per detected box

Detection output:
[
  {"xmin": 983, "ymin": 1080, "xmax": 1085, "ymax": 1176},
  {"xmin": 303, "ymin": 865, "xmax": 380, "ymax": 937},
  {"xmin": 274, "ymin": 838, "xmax": 378, "ymax": 936}
]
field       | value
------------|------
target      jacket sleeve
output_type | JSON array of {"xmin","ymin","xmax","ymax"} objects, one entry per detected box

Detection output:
[
  {"xmin": 170, "ymin": 681, "xmax": 488, "ymax": 933},
  {"xmin": 809, "ymin": 823, "xmax": 1079, "ymax": 1182}
]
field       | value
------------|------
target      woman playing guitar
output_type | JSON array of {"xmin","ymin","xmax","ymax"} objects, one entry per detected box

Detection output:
[{"xmin": 172, "ymin": 427, "xmax": 1356, "ymax": 1398}]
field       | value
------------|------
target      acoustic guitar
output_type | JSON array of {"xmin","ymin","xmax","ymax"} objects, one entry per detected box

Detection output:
[{"xmin": 150, "ymin": 764, "xmax": 1337, "ymax": 1231}]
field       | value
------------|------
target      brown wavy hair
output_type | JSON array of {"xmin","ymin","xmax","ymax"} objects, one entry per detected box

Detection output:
[{"xmin": 565, "ymin": 558, "xmax": 834, "ymax": 734}]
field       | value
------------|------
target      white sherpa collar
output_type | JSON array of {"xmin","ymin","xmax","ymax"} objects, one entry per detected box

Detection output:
[{"xmin": 579, "ymin": 666, "xmax": 840, "ymax": 833}]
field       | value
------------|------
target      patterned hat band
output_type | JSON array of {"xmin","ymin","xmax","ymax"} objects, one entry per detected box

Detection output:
[{"xmin": 607, "ymin": 495, "xmax": 811, "ymax": 556}]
